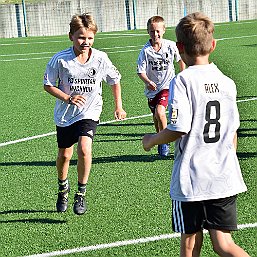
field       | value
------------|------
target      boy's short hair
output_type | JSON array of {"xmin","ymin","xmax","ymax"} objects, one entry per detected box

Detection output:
[
  {"xmin": 147, "ymin": 16, "xmax": 165, "ymax": 30},
  {"xmin": 69, "ymin": 13, "xmax": 98, "ymax": 35},
  {"xmin": 175, "ymin": 12, "xmax": 214, "ymax": 56}
]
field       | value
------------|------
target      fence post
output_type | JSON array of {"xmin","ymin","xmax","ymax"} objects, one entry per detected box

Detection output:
[
  {"xmin": 15, "ymin": 4, "xmax": 22, "ymax": 37},
  {"xmin": 132, "ymin": 0, "xmax": 137, "ymax": 30},
  {"xmin": 22, "ymin": 0, "xmax": 28, "ymax": 37},
  {"xmin": 235, "ymin": 0, "xmax": 239, "ymax": 21},
  {"xmin": 228, "ymin": 0, "xmax": 233, "ymax": 21},
  {"xmin": 125, "ymin": 0, "xmax": 131, "ymax": 30}
]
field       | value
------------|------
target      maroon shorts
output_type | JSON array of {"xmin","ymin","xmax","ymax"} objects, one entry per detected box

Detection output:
[{"xmin": 148, "ymin": 89, "xmax": 169, "ymax": 114}]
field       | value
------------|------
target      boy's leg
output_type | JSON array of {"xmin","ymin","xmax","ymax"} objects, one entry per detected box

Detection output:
[
  {"xmin": 172, "ymin": 200, "xmax": 205, "ymax": 257},
  {"xmin": 73, "ymin": 135, "xmax": 93, "ymax": 215},
  {"xmin": 154, "ymin": 89, "xmax": 169, "ymax": 156},
  {"xmin": 155, "ymin": 104, "xmax": 167, "ymax": 131},
  {"xmin": 180, "ymin": 232, "xmax": 203, "ymax": 257},
  {"xmin": 56, "ymin": 146, "xmax": 74, "ymax": 181},
  {"xmin": 155, "ymin": 104, "xmax": 169, "ymax": 156},
  {"xmin": 56, "ymin": 146, "xmax": 73, "ymax": 212},
  {"xmin": 153, "ymin": 114, "xmax": 160, "ymax": 133},
  {"xmin": 204, "ymin": 195, "xmax": 250, "ymax": 257},
  {"xmin": 209, "ymin": 229, "xmax": 250, "ymax": 257},
  {"xmin": 77, "ymin": 136, "xmax": 92, "ymax": 185}
]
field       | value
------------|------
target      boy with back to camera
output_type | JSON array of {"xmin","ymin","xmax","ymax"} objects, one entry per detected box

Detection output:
[
  {"xmin": 137, "ymin": 16, "xmax": 185, "ymax": 157},
  {"xmin": 142, "ymin": 12, "xmax": 249, "ymax": 257},
  {"xmin": 43, "ymin": 13, "xmax": 126, "ymax": 215}
]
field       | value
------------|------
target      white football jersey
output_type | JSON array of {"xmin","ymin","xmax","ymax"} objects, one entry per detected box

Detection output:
[
  {"xmin": 167, "ymin": 63, "xmax": 247, "ymax": 201},
  {"xmin": 44, "ymin": 47, "xmax": 121, "ymax": 127},
  {"xmin": 137, "ymin": 39, "xmax": 181, "ymax": 98}
]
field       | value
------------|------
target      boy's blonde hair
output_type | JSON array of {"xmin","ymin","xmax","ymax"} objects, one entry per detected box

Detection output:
[
  {"xmin": 175, "ymin": 12, "xmax": 214, "ymax": 56},
  {"xmin": 69, "ymin": 13, "xmax": 98, "ymax": 35},
  {"xmin": 147, "ymin": 16, "xmax": 165, "ymax": 30}
]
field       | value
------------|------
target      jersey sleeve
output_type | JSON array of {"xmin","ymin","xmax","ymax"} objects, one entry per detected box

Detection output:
[
  {"xmin": 136, "ymin": 48, "xmax": 147, "ymax": 74},
  {"xmin": 171, "ymin": 42, "xmax": 182, "ymax": 63},
  {"xmin": 43, "ymin": 57, "xmax": 59, "ymax": 87},
  {"xmin": 102, "ymin": 53, "xmax": 121, "ymax": 85},
  {"xmin": 167, "ymin": 75, "xmax": 192, "ymax": 133}
]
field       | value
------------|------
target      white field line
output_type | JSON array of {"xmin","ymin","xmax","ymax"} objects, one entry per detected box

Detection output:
[
  {"xmin": 0, "ymin": 97, "xmax": 257, "ymax": 148},
  {"xmin": 0, "ymin": 34, "xmax": 148, "ymax": 46},
  {"xmin": 0, "ymin": 114, "xmax": 152, "ymax": 147},
  {"xmin": 0, "ymin": 45, "xmax": 145, "ymax": 57},
  {"xmin": 21, "ymin": 222, "xmax": 257, "ymax": 257},
  {"xmin": 1, "ymin": 19, "xmax": 257, "ymax": 47},
  {"xmin": 1, "ymin": 33, "xmax": 257, "ymax": 61}
]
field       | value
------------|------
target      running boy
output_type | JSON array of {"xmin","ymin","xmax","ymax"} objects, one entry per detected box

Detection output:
[
  {"xmin": 137, "ymin": 16, "xmax": 185, "ymax": 156},
  {"xmin": 142, "ymin": 12, "xmax": 249, "ymax": 257},
  {"xmin": 44, "ymin": 13, "xmax": 126, "ymax": 215}
]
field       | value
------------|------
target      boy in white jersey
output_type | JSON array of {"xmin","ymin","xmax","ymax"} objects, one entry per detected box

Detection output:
[
  {"xmin": 142, "ymin": 12, "xmax": 249, "ymax": 257},
  {"xmin": 43, "ymin": 13, "xmax": 126, "ymax": 215},
  {"xmin": 137, "ymin": 16, "xmax": 185, "ymax": 156}
]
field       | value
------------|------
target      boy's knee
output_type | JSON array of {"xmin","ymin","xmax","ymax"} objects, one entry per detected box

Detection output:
[
  {"xmin": 155, "ymin": 108, "xmax": 166, "ymax": 119},
  {"xmin": 212, "ymin": 239, "xmax": 234, "ymax": 255},
  {"xmin": 77, "ymin": 145, "xmax": 92, "ymax": 157},
  {"xmin": 57, "ymin": 150, "xmax": 73, "ymax": 162}
]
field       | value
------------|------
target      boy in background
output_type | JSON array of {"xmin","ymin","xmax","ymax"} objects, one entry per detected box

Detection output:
[
  {"xmin": 44, "ymin": 13, "xmax": 126, "ymax": 215},
  {"xmin": 142, "ymin": 12, "xmax": 249, "ymax": 257},
  {"xmin": 137, "ymin": 16, "xmax": 185, "ymax": 156}
]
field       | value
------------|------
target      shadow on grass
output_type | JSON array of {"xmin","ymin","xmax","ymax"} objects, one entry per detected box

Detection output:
[
  {"xmin": 237, "ymin": 152, "xmax": 257, "ymax": 159},
  {"xmin": 0, "ymin": 218, "xmax": 66, "ymax": 224},
  {"xmin": 0, "ymin": 154, "xmax": 174, "ymax": 167},
  {"xmin": 242, "ymin": 44, "xmax": 257, "ymax": 47},
  {"xmin": 99, "ymin": 122, "xmax": 153, "ymax": 127},
  {"xmin": 0, "ymin": 209, "xmax": 66, "ymax": 224},
  {"xmin": 94, "ymin": 136, "xmax": 143, "ymax": 142}
]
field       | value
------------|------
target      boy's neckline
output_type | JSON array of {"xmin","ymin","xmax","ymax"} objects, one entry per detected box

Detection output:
[
  {"xmin": 73, "ymin": 47, "xmax": 92, "ymax": 64},
  {"xmin": 149, "ymin": 39, "xmax": 162, "ymax": 52}
]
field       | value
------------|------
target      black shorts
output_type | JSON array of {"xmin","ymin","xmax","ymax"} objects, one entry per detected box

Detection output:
[
  {"xmin": 172, "ymin": 195, "xmax": 238, "ymax": 234},
  {"xmin": 56, "ymin": 119, "xmax": 98, "ymax": 148}
]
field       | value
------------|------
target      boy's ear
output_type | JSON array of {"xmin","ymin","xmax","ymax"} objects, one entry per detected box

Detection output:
[
  {"xmin": 176, "ymin": 42, "xmax": 184, "ymax": 53},
  {"xmin": 210, "ymin": 39, "xmax": 216, "ymax": 52},
  {"xmin": 69, "ymin": 32, "xmax": 73, "ymax": 41}
]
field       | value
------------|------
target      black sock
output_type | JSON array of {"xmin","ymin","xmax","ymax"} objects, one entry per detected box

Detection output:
[
  {"xmin": 58, "ymin": 178, "xmax": 69, "ymax": 192},
  {"xmin": 78, "ymin": 182, "xmax": 87, "ymax": 195}
]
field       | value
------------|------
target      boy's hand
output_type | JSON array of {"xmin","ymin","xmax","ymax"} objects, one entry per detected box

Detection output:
[
  {"xmin": 114, "ymin": 108, "xmax": 127, "ymax": 120},
  {"xmin": 142, "ymin": 134, "xmax": 154, "ymax": 151},
  {"xmin": 68, "ymin": 95, "xmax": 86, "ymax": 107},
  {"xmin": 147, "ymin": 81, "xmax": 157, "ymax": 91}
]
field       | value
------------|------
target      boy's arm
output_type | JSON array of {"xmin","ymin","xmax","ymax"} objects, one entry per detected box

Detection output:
[
  {"xmin": 44, "ymin": 84, "xmax": 70, "ymax": 102},
  {"xmin": 142, "ymin": 128, "xmax": 185, "ymax": 151},
  {"xmin": 178, "ymin": 60, "xmax": 186, "ymax": 72},
  {"xmin": 137, "ymin": 72, "xmax": 157, "ymax": 91},
  {"xmin": 233, "ymin": 132, "xmax": 238, "ymax": 150},
  {"xmin": 44, "ymin": 85, "xmax": 86, "ymax": 107},
  {"xmin": 111, "ymin": 83, "xmax": 127, "ymax": 120}
]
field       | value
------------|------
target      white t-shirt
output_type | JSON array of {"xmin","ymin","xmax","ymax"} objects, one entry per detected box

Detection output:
[
  {"xmin": 44, "ymin": 47, "xmax": 121, "ymax": 127},
  {"xmin": 137, "ymin": 39, "xmax": 181, "ymax": 98},
  {"xmin": 167, "ymin": 63, "xmax": 247, "ymax": 202}
]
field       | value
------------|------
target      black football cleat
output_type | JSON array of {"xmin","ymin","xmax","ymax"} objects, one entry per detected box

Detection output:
[{"xmin": 73, "ymin": 192, "xmax": 87, "ymax": 215}]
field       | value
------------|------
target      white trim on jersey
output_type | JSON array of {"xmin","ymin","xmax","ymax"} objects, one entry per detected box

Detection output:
[{"xmin": 173, "ymin": 200, "xmax": 185, "ymax": 233}]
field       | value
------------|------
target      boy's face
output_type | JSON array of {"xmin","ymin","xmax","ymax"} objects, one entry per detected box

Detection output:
[
  {"xmin": 147, "ymin": 22, "xmax": 165, "ymax": 44},
  {"xmin": 69, "ymin": 28, "xmax": 95, "ymax": 55}
]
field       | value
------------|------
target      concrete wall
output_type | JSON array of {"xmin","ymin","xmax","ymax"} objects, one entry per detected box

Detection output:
[{"xmin": 0, "ymin": 0, "xmax": 256, "ymax": 38}]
